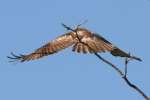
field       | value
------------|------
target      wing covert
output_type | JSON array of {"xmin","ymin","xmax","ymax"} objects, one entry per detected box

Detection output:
[{"xmin": 73, "ymin": 33, "xmax": 114, "ymax": 53}]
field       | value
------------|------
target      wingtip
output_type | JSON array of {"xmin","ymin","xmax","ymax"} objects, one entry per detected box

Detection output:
[
  {"xmin": 132, "ymin": 56, "xmax": 142, "ymax": 62},
  {"xmin": 7, "ymin": 52, "xmax": 24, "ymax": 63}
]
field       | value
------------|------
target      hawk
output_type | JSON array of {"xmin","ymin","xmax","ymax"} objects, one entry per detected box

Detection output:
[{"xmin": 8, "ymin": 28, "xmax": 142, "ymax": 62}]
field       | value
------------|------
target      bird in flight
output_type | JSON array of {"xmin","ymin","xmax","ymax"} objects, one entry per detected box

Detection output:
[{"xmin": 8, "ymin": 27, "xmax": 142, "ymax": 62}]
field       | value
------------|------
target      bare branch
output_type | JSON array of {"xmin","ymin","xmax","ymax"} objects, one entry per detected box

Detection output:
[
  {"xmin": 62, "ymin": 23, "xmax": 149, "ymax": 100},
  {"xmin": 76, "ymin": 20, "xmax": 88, "ymax": 28},
  {"xmin": 123, "ymin": 58, "xmax": 149, "ymax": 100}
]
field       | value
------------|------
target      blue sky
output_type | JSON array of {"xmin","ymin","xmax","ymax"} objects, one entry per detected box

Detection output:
[{"xmin": 0, "ymin": 0, "xmax": 150, "ymax": 100}]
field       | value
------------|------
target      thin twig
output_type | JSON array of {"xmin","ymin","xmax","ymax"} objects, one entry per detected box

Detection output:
[
  {"xmin": 125, "ymin": 57, "xmax": 128, "ymax": 77},
  {"xmin": 94, "ymin": 53, "xmax": 124, "ymax": 76},
  {"xmin": 123, "ymin": 58, "xmax": 149, "ymax": 100},
  {"xmin": 62, "ymin": 23, "xmax": 149, "ymax": 100}
]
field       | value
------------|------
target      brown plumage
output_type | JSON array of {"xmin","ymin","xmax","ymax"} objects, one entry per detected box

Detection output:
[{"xmin": 8, "ymin": 28, "xmax": 142, "ymax": 62}]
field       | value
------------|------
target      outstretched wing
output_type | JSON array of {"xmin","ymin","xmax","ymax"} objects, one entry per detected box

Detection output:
[
  {"xmin": 72, "ymin": 33, "xmax": 142, "ymax": 61},
  {"xmin": 8, "ymin": 32, "xmax": 75, "ymax": 62},
  {"xmin": 73, "ymin": 33, "xmax": 114, "ymax": 53}
]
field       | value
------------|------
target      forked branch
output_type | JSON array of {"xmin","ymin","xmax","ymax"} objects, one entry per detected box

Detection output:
[{"xmin": 62, "ymin": 23, "xmax": 149, "ymax": 100}]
